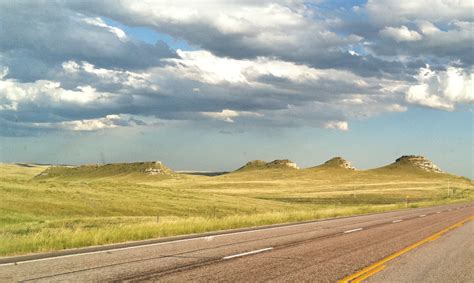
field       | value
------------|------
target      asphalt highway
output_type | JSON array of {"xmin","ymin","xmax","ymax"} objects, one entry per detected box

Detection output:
[
  {"xmin": 367, "ymin": 219, "xmax": 473, "ymax": 282},
  {"xmin": 0, "ymin": 202, "xmax": 472, "ymax": 282}
]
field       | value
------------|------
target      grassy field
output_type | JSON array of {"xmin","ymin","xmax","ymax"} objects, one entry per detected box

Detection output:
[{"xmin": 0, "ymin": 162, "xmax": 472, "ymax": 257}]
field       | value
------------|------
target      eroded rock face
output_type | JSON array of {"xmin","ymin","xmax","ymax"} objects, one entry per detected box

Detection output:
[
  {"xmin": 266, "ymin": 159, "xmax": 300, "ymax": 169},
  {"xmin": 143, "ymin": 161, "xmax": 172, "ymax": 175},
  {"xmin": 323, "ymin": 157, "xmax": 355, "ymax": 170},
  {"xmin": 144, "ymin": 168, "xmax": 163, "ymax": 175},
  {"xmin": 36, "ymin": 161, "xmax": 174, "ymax": 178},
  {"xmin": 395, "ymin": 155, "xmax": 443, "ymax": 173}
]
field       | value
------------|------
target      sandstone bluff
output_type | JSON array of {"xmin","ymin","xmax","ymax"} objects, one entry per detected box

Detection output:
[{"xmin": 394, "ymin": 155, "xmax": 443, "ymax": 173}]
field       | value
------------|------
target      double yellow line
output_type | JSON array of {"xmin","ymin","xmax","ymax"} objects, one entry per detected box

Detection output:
[{"xmin": 339, "ymin": 215, "xmax": 474, "ymax": 283}]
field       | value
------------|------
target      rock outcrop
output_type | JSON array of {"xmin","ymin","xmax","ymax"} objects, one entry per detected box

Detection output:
[
  {"xmin": 236, "ymin": 159, "xmax": 299, "ymax": 171},
  {"xmin": 394, "ymin": 155, "xmax": 442, "ymax": 173},
  {"xmin": 266, "ymin": 159, "xmax": 299, "ymax": 169},
  {"xmin": 36, "ymin": 161, "xmax": 174, "ymax": 178},
  {"xmin": 143, "ymin": 161, "xmax": 173, "ymax": 175},
  {"xmin": 322, "ymin": 157, "xmax": 355, "ymax": 170}
]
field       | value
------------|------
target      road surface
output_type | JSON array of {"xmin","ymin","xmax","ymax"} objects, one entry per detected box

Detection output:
[
  {"xmin": 366, "ymin": 219, "xmax": 473, "ymax": 283},
  {"xmin": 0, "ymin": 202, "xmax": 472, "ymax": 282}
]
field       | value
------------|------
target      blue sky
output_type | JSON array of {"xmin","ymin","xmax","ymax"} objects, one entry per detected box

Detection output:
[
  {"xmin": 103, "ymin": 18, "xmax": 196, "ymax": 50},
  {"xmin": 0, "ymin": 0, "xmax": 472, "ymax": 177}
]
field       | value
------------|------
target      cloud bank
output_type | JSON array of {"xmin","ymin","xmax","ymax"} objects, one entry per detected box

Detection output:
[{"xmin": 0, "ymin": 0, "xmax": 472, "ymax": 136}]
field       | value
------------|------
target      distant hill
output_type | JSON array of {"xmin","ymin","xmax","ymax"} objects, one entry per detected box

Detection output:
[
  {"xmin": 31, "ymin": 155, "xmax": 469, "ymax": 182},
  {"xmin": 236, "ymin": 159, "xmax": 299, "ymax": 172},
  {"xmin": 310, "ymin": 157, "xmax": 355, "ymax": 170},
  {"xmin": 370, "ymin": 155, "xmax": 443, "ymax": 174},
  {"xmin": 36, "ymin": 161, "xmax": 175, "ymax": 179}
]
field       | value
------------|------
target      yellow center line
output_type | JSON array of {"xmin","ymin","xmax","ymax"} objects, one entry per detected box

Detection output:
[
  {"xmin": 352, "ymin": 265, "xmax": 386, "ymax": 283},
  {"xmin": 338, "ymin": 215, "xmax": 474, "ymax": 283},
  {"xmin": 428, "ymin": 235, "xmax": 441, "ymax": 242}
]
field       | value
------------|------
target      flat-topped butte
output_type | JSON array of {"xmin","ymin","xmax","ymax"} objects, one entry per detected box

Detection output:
[
  {"xmin": 236, "ymin": 159, "xmax": 299, "ymax": 171},
  {"xmin": 36, "ymin": 161, "xmax": 174, "ymax": 179}
]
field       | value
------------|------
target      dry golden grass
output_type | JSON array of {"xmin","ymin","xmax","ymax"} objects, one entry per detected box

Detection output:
[{"xmin": 0, "ymin": 163, "xmax": 472, "ymax": 256}]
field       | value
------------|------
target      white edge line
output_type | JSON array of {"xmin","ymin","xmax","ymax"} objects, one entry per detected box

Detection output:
[
  {"xmin": 419, "ymin": 214, "xmax": 426, "ymax": 217},
  {"xmin": 0, "ymin": 235, "xmax": 217, "ymax": 267},
  {"xmin": 0, "ymin": 263, "xmax": 14, "ymax": 267},
  {"xmin": 392, "ymin": 219, "xmax": 403, "ymax": 223},
  {"xmin": 343, "ymin": 228, "xmax": 363, "ymax": 234},
  {"xmin": 0, "ymin": 220, "xmax": 323, "ymax": 266},
  {"xmin": 0, "ymin": 210, "xmax": 388, "ymax": 266},
  {"xmin": 437, "ymin": 211, "xmax": 441, "ymax": 214},
  {"xmin": 222, "ymin": 247, "xmax": 273, "ymax": 260}
]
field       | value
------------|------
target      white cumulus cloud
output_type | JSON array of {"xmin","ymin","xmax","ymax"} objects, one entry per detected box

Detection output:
[
  {"xmin": 367, "ymin": 0, "xmax": 473, "ymax": 24},
  {"xmin": 32, "ymin": 114, "xmax": 153, "ymax": 131},
  {"xmin": 0, "ymin": 77, "xmax": 114, "ymax": 105},
  {"xmin": 324, "ymin": 121, "xmax": 349, "ymax": 131},
  {"xmin": 201, "ymin": 109, "xmax": 263, "ymax": 123},
  {"xmin": 380, "ymin": 26, "xmax": 422, "ymax": 42},
  {"xmin": 406, "ymin": 65, "xmax": 474, "ymax": 110},
  {"xmin": 82, "ymin": 17, "xmax": 127, "ymax": 41},
  {"xmin": 165, "ymin": 50, "xmax": 369, "ymax": 87}
]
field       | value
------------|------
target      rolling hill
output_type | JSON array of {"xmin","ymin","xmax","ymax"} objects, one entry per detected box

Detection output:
[
  {"xmin": 235, "ymin": 159, "xmax": 299, "ymax": 172},
  {"xmin": 369, "ymin": 155, "xmax": 446, "ymax": 176},
  {"xmin": 35, "ymin": 161, "xmax": 175, "ymax": 179},
  {"xmin": 309, "ymin": 157, "xmax": 356, "ymax": 170},
  {"xmin": 1, "ymin": 155, "xmax": 472, "ymax": 257}
]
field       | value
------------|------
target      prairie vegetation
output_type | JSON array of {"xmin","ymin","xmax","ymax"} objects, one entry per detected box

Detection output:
[{"xmin": 0, "ymin": 160, "xmax": 472, "ymax": 256}]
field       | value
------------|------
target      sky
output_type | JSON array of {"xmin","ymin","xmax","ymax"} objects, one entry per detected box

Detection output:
[{"xmin": 0, "ymin": 0, "xmax": 472, "ymax": 177}]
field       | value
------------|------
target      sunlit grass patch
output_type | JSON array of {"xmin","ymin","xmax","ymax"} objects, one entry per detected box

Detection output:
[{"xmin": 0, "ymin": 163, "xmax": 472, "ymax": 256}]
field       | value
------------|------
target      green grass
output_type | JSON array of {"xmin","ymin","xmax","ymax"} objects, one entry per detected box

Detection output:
[
  {"xmin": 35, "ymin": 161, "xmax": 175, "ymax": 180},
  {"xmin": 0, "ymin": 163, "xmax": 472, "ymax": 257}
]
